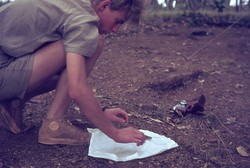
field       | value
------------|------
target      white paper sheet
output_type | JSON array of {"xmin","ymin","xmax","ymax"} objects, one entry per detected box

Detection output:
[{"xmin": 87, "ymin": 128, "xmax": 178, "ymax": 162}]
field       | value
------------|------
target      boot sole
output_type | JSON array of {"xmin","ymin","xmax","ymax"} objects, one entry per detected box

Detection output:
[
  {"xmin": 0, "ymin": 106, "xmax": 20, "ymax": 134},
  {"xmin": 38, "ymin": 137, "xmax": 86, "ymax": 145}
]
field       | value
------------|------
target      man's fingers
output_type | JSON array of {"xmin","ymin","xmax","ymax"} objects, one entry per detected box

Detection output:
[
  {"xmin": 117, "ymin": 114, "xmax": 127, "ymax": 122},
  {"xmin": 117, "ymin": 113, "xmax": 128, "ymax": 123},
  {"xmin": 113, "ymin": 117, "xmax": 126, "ymax": 124},
  {"xmin": 133, "ymin": 131, "xmax": 148, "ymax": 146}
]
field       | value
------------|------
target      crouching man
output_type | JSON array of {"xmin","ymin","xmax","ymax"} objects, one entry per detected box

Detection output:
[{"xmin": 0, "ymin": 0, "xmax": 147, "ymax": 146}]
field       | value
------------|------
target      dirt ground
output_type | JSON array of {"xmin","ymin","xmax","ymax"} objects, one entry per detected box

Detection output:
[{"xmin": 0, "ymin": 21, "xmax": 250, "ymax": 168}]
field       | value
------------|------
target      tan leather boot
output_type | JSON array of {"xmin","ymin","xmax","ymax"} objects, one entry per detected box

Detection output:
[{"xmin": 38, "ymin": 118, "xmax": 90, "ymax": 145}]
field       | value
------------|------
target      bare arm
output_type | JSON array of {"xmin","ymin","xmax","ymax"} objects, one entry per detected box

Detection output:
[{"xmin": 66, "ymin": 53, "xmax": 146, "ymax": 145}]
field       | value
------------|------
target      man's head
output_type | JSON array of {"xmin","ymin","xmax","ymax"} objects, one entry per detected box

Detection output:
[{"xmin": 91, "ymin": 0, "xmax": 146, "ymax": 34}]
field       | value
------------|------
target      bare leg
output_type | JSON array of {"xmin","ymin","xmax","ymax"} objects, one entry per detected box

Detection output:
[
  {"xmin": 26, "ymin": 41, "xmax": 66, "ymax": 93},
  {"xmin": 0, "ymin": 41, "xmax": 66, "ymax": 134},
  {"xmin": 1, "ymin": 35, "xmax": 104, "ymax": 137},
  {"xmin": 45, "ymin": 35, "xmax": 104, "ymax": 119},
  {"xmin": 25, "ymin": 75, "xmax": 59, "ymax": 101},
  {"xmin": 23, "ymin": 40, "xmax": 71, "ymax": 119},
  {"xmin": 37, "ymin": 36, "xmax": 104, "ymax": 145},
  {"xmin": 27, "ymin": 35, "xmax": 104, "ymax": 96}
]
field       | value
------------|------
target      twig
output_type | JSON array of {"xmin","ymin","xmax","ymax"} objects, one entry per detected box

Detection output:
[
  {"xmin": 212, "ymin": 127, "xmax": 235, "ymax": 164},
  {"xmin": 212, "ymin": 128, "xmax": 226, "ymax": 148},
  {"xmin": 129, "ymin": 111, "xmax": 164, "ymax": 124},
  {"xmin": 199, "ymin": 122, "xmax": 204, "ymax": 130},
  {"xmin": 181, "ymin": 53, "xmax": 189, "ymax": 61},
  {"xmin": 188, "ymin": 15, "xmax": 246, "ymax": 60},
  {"xmin": 212, "ymin": 113, "xmax": 235, "ymax": 136}
]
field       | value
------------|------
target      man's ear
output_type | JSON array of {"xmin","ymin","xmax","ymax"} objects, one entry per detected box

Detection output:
[{"xmin": 98, "ymin": 0, "xmax": 111, "ymax": 12}]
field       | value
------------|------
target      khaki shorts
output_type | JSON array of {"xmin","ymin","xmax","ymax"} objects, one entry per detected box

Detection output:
[{"xmin": 0, "ymin": 51, "xmax": 34, "ymax": 101}]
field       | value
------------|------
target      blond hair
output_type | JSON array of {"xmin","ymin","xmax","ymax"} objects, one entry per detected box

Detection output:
[{"xmin": 92, "ymin": 0, "xmax": 146, "ymax": 25}]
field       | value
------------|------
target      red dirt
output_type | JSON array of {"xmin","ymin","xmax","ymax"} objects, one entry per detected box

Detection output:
[{"xmin": 1, "ymin": 23, "xmax": 250, "ymax": 167}]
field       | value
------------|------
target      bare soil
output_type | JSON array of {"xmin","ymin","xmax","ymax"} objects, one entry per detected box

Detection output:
[{"xmin": 1, "ymin": 22, "xmax": 250, "ymax": 168}]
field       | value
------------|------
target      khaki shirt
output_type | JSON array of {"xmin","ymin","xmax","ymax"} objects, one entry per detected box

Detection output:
[{"xmin": 0, "ymin": 0, "xmax": 99, "ymax": 63}]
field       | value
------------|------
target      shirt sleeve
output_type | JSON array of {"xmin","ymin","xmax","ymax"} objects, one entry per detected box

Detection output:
[{"xmin": 63, "ymin": 15, "xmax": 99, "ymax": 57}]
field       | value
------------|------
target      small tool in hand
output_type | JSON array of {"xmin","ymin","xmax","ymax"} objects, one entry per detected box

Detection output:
[{"xmin": 145, "ymin": 135, "xmax": 152, "ymax": 140}]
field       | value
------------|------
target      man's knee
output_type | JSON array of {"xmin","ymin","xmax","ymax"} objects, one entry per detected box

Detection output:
[
  {"xmin": 34, "ymin": 40, "xmax": 66, "ymax": 67},
  {"xmin": 44, "ymin": 40, "xmax": 65, "ymax": 57}
]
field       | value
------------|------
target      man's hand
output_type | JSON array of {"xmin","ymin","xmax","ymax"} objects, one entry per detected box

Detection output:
[
  {"xmin": 104, "ymin": 108, "xmax": 148, "ymax": 145},
  {"xmin": 104, "ymin": 108, "xmax": 128, "ymax": 124},
  {"xmin": 113, "ymin": 127, "xmax": 147, "ymax": 146}
]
